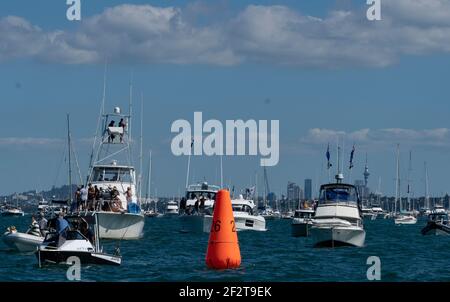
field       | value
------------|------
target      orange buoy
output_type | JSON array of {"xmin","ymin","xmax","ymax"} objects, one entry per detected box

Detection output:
[{"xmin": 205, "ymin": 189, "xmax": 241, "ymax": 269}]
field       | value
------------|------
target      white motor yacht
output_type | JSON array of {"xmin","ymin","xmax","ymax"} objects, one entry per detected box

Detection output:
[
  {"xmin": 164, "ymin": 200, "xmax": 179, "ymax": 216},
  {"xmin": 310, "ymin": 175, "xmax": 366, "ymax": 248},
  {"xmin": 203, "ymin": 195, "xmax": 266, "ymax": 232},
  {"xmin": 291, "ymin": 209, "xmax": 315, "ymax": 237}
]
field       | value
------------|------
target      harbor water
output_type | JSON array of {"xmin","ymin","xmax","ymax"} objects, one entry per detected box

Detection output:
[{"xmin": 1, "ymin": 215, "xmax": 449, "ymax": 282}]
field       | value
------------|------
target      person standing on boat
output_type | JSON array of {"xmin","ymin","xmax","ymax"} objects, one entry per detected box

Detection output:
[
  {"xmin": 108, "ymin": 120, "xmax": 116, "ymax": 143},
  {"xmin": 56, "ymin": 212, "xmax": 69, "ymax": 247},
  {"xmin": 87, "ymin": 183, "xmax": 95, "ymax": 211},
  {"xmin": 118, "ymin": 118, "xmax": 126, "ymax": 143},
  {"xmin": 27, "ymin": 216, "xmax": 41, "ymax": 237},
  {"xmin": 80, "ymin": 185, "xmax": 88, "ymax": 211},
  {"xmin": 37, "ymin": 212, "xmax": 48, "ymax": 236}
]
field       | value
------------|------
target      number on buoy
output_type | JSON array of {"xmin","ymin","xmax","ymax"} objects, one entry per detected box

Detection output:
[
  {"xmin": 213, "ymin": 220, "xmax": 221, "ymax": 232},
  {"xmin": 230, "ymin": 220, "xmax": 236, "ymax": 232}
]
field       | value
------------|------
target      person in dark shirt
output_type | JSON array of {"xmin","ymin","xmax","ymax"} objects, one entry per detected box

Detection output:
[
  {"xmin": 80, "ymin": 222, "xmax": 95, "ymax": 245},
  {"xmin": 108, "ymin": 120, "xmax": 116, "ymax": 142}
]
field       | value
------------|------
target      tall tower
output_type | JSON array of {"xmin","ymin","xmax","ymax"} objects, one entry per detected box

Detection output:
[{"xmin": 363, "ymin": 153, "xmax": 370, "ymax": 187}]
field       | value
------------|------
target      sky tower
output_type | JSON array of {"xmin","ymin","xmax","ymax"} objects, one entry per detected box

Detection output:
[{"xmin": 363, "ymin": 153, "xmax": 370, "ymax": 187}]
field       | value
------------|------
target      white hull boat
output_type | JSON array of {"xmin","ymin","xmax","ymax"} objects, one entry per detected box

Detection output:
[
  {"xmin": 291, "ymin": 209, "xmax": 315, "ymax": 237},
  {"xmin": 3, "ymin": 231, "xmax": 44, "ymax": 252},
  {"xmin": 310, "ymin": 220, "xmax": 366, "ymax": 248},
  {"xmin": 394, "ymin": 215, "xmax": 417, "ymax": 225},
  {"xmin": 311, "ymin": 178, "xmax": 366, "ymax": 248},
  {"xmin": 95, "ymin": 212, "xmax": 144, "ymax": 240},
  {"xmin": 203, "ymin": 195, "xmax": 266, "ymax": 232}
]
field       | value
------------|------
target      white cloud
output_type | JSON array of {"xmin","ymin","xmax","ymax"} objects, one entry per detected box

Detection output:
[
  {"xmin": 300, "ymin": 128, "xmax": 450, "ymax": 149},
  {"xmin": 2, "ymin": 1, "xmax": 450, "ymax": 67}
]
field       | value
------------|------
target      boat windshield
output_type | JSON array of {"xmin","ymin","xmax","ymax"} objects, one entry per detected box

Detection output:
[
  {"xmin": 319, "ymin": 186, "xmax": 358, "ymax": 204},
  {"xmin": 232, "ymin": 204, "xmax": 253, "ymax": 214},
  {"xmin": 92, "ymin": 167, "xmax": 133, "ymax": 183},
  {"xmin": 186, "ymin": 191, "xmax": 216, "ymax": 201}
]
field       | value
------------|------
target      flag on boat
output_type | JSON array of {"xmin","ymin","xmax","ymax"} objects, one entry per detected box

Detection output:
[
  {"xmin": 326, "ymin": 144, "xmax": 332, "ymax": 169},
  {"xmin": 349, "ymin": 145, "xmax": 355, "ymax": 170}
]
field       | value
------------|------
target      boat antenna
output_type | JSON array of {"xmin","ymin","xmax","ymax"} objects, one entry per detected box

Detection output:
[
  {"xmin": 185, "ymin": 137, "xmax": 193, "ymax": 189},
  {"xmin": 138, "ymin": 93, "xmax": 144, "ymax": 206},
  {"xmin": 425, "ymin": 161, "xmax": 430, "ymax": 209},
  {"xmin": 88, "ymin": 62, "xmax": 107, "ymax": 182},
  {"xmin": 407, "ymin": 151, "xmax": 412, "ymax": 212},
  {"xmin": 145, "ymin": 150, "xmax": 152, "ymax": 203},
  {"xmin": 395, "ymin": 144, "xmax": 400, "ymax": 215},
  {"xmin": 127, "ymin": 72, "xmax": 134, "ymax": 166},
  {"xmin": 67, "ymin": 114, "xmax": 73, "ymax": 205},
  {"xmin": 335, "ymin": 138, "xmax": 343, "ymax": 183}
]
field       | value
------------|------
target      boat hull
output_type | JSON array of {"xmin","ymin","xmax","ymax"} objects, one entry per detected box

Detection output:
[
  {"xmin": 203, "ymin": 213, "xmax": 267, "ymax": 232},
  {"xmin": 80, "ymin": 212, "xmax": 145, "ymax": 240},
  {"xmin": 179, "ymin": 214, "xmax": 204, "ymax": 233},
  {"xmin": 291, "ymin": 220, "xmax": 311, "ymax": 237},
  {"xmin": 2, "ymin": 232, "xmax": 44, "ymax": 252},
  {"xmin": 310, "ymin": 226, "xmax": 366, "ymax": 248},
  {"xmin": 421, "ymin": 222, "xmax": 450, "ymax": 235},
  {"xmin": 36, "ymin": 250, "xmax": 121, "ymax": 266}
]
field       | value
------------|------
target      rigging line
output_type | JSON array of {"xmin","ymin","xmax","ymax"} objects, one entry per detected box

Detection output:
[
  {"xmin": 53, "ymin": 140, "xmax": 68, "ymax": 186},
  {"xmin": 89, "ymin": 62, "xmax": 108, "ymax": 180},
  {"xmin": 70, "ymin": 138, "xmax": 84, "ymax": 185}
]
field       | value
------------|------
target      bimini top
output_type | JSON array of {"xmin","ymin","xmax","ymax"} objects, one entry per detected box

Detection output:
[{"xmin": 319, "ymin": 183, "xmax": 360, "ymax": 205}]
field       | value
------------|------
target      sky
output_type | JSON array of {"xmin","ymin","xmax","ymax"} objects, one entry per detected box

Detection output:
[{"xmin": 1, "ymin": 0, "xmax": 450, "ymax": 198}]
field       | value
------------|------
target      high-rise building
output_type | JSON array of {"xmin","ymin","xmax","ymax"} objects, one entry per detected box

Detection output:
[
  {"xmin": 304, "ymin": 179, "xmax": 312, "ymax": 200},
  {"xmin": 287, "ymin": 182, "xmax": 301, "ymax": 202}
]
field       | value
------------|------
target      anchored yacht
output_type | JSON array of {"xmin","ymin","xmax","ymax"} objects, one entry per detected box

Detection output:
[
  {"xmin": 291, "ymin": 208, "xmax": 315, "ymax": 237},
  {"xmin": 79, "ymin": 104, "xmax": 144, "ymax": 240},
  {"xmin": 310, "ymin": 174, "xmax": 365, "ymax": 248},
  {"xmin": 203, "ymin": 194, "xmax": 266, "ymax": 232},
  {"xmin": 165, "ymin": 200, "xmax": 180, "ymax": 216}
]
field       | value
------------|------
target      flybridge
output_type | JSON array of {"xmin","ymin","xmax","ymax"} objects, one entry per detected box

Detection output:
[{"xmin": 171, "ymin": 112, "xmax": 279, "ymax": 167}]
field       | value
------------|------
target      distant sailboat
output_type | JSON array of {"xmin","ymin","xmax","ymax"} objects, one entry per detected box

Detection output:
[{"xmin": 394, "ymin": 147, "xmax": 417, "ymax": 225}]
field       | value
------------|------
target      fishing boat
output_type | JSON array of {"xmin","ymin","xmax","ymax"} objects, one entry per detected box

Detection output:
[
  {"xmin": 203, "ymin": 194, "xmax": 267, "ymax": 232},
  {"xmin": 394, "ymin": 148, "xmax": 417, "ymax": 225},
  {"xmin": 291, "ymin": 208, "xmax": 315, "ymax": 237},
  {"xmin": 2, "ymin": 226, "xmax": 44, "ymax": 253},
  {"xmin": 36, "ymin": 214, "xmax": 121, "ymax": 266},
  {"xmin": 80, "ymin": 103, "xmax": 144, "ymax": 240},
  {"xmin": 421, "ymin": 211, "xmax": 450, "ymax": 235}
]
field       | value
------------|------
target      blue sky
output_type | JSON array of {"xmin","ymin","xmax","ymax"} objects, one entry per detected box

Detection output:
[{"xmin": 1, "ymin": 0, "xmax": 450, "ymax": 198}]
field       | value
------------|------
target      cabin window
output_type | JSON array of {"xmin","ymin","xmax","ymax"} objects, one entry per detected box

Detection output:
[
  {"xmin": 93, "ymin": 168, "xmax": 133, "ymax": 183},
  {"xmin": 320, "ymin": 187, "xmax": 357, "ymax": 204}
]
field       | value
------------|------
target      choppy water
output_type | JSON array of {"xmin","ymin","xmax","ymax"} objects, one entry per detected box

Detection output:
[{"xmin": 1, "ymin": 215, "xmax": 449, "ymax": 282}]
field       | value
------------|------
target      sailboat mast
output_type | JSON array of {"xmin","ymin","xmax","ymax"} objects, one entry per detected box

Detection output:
[
  {"xmin": 138, "ymin": 94, "xmax": 144, "ymax": 205},
  {"xmin": 425, "ymin": 162, "xmax": 430, "ymax": 209},
  {"xmin": 146, "ymin": 150, "xmax": 152, "ymax": 201},
  {"xmin": 67, "ymin": 114, "xmax": 73, "ymax": 204},
  {"xmin": 395, "ymin": 144, "xmax": 400, "ymax": 214},
  {"xmin": 407, "ymin": 151, "xmax": 412, "ymax": 212}
]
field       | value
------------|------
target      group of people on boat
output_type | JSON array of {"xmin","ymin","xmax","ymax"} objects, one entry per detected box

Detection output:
[
  {"xmin": 107, "ymin": 118, "xmax": 127, "ymax": 143},
  {"xmin": 72, "ymin": 184, "xmax": 139, "ymax": 214},
  {"xmin": 180, "ymin": 193, "xmax": 215, "ymax": 215}
]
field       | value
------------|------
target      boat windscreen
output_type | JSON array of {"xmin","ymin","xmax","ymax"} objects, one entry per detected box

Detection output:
[
  {"xmin": 93, "ymin": 168, "xmax": 133, "ymax": 182},
  {"xmin": 320, "ymin": 187, "xmax": 358, "ymax": 204}
]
